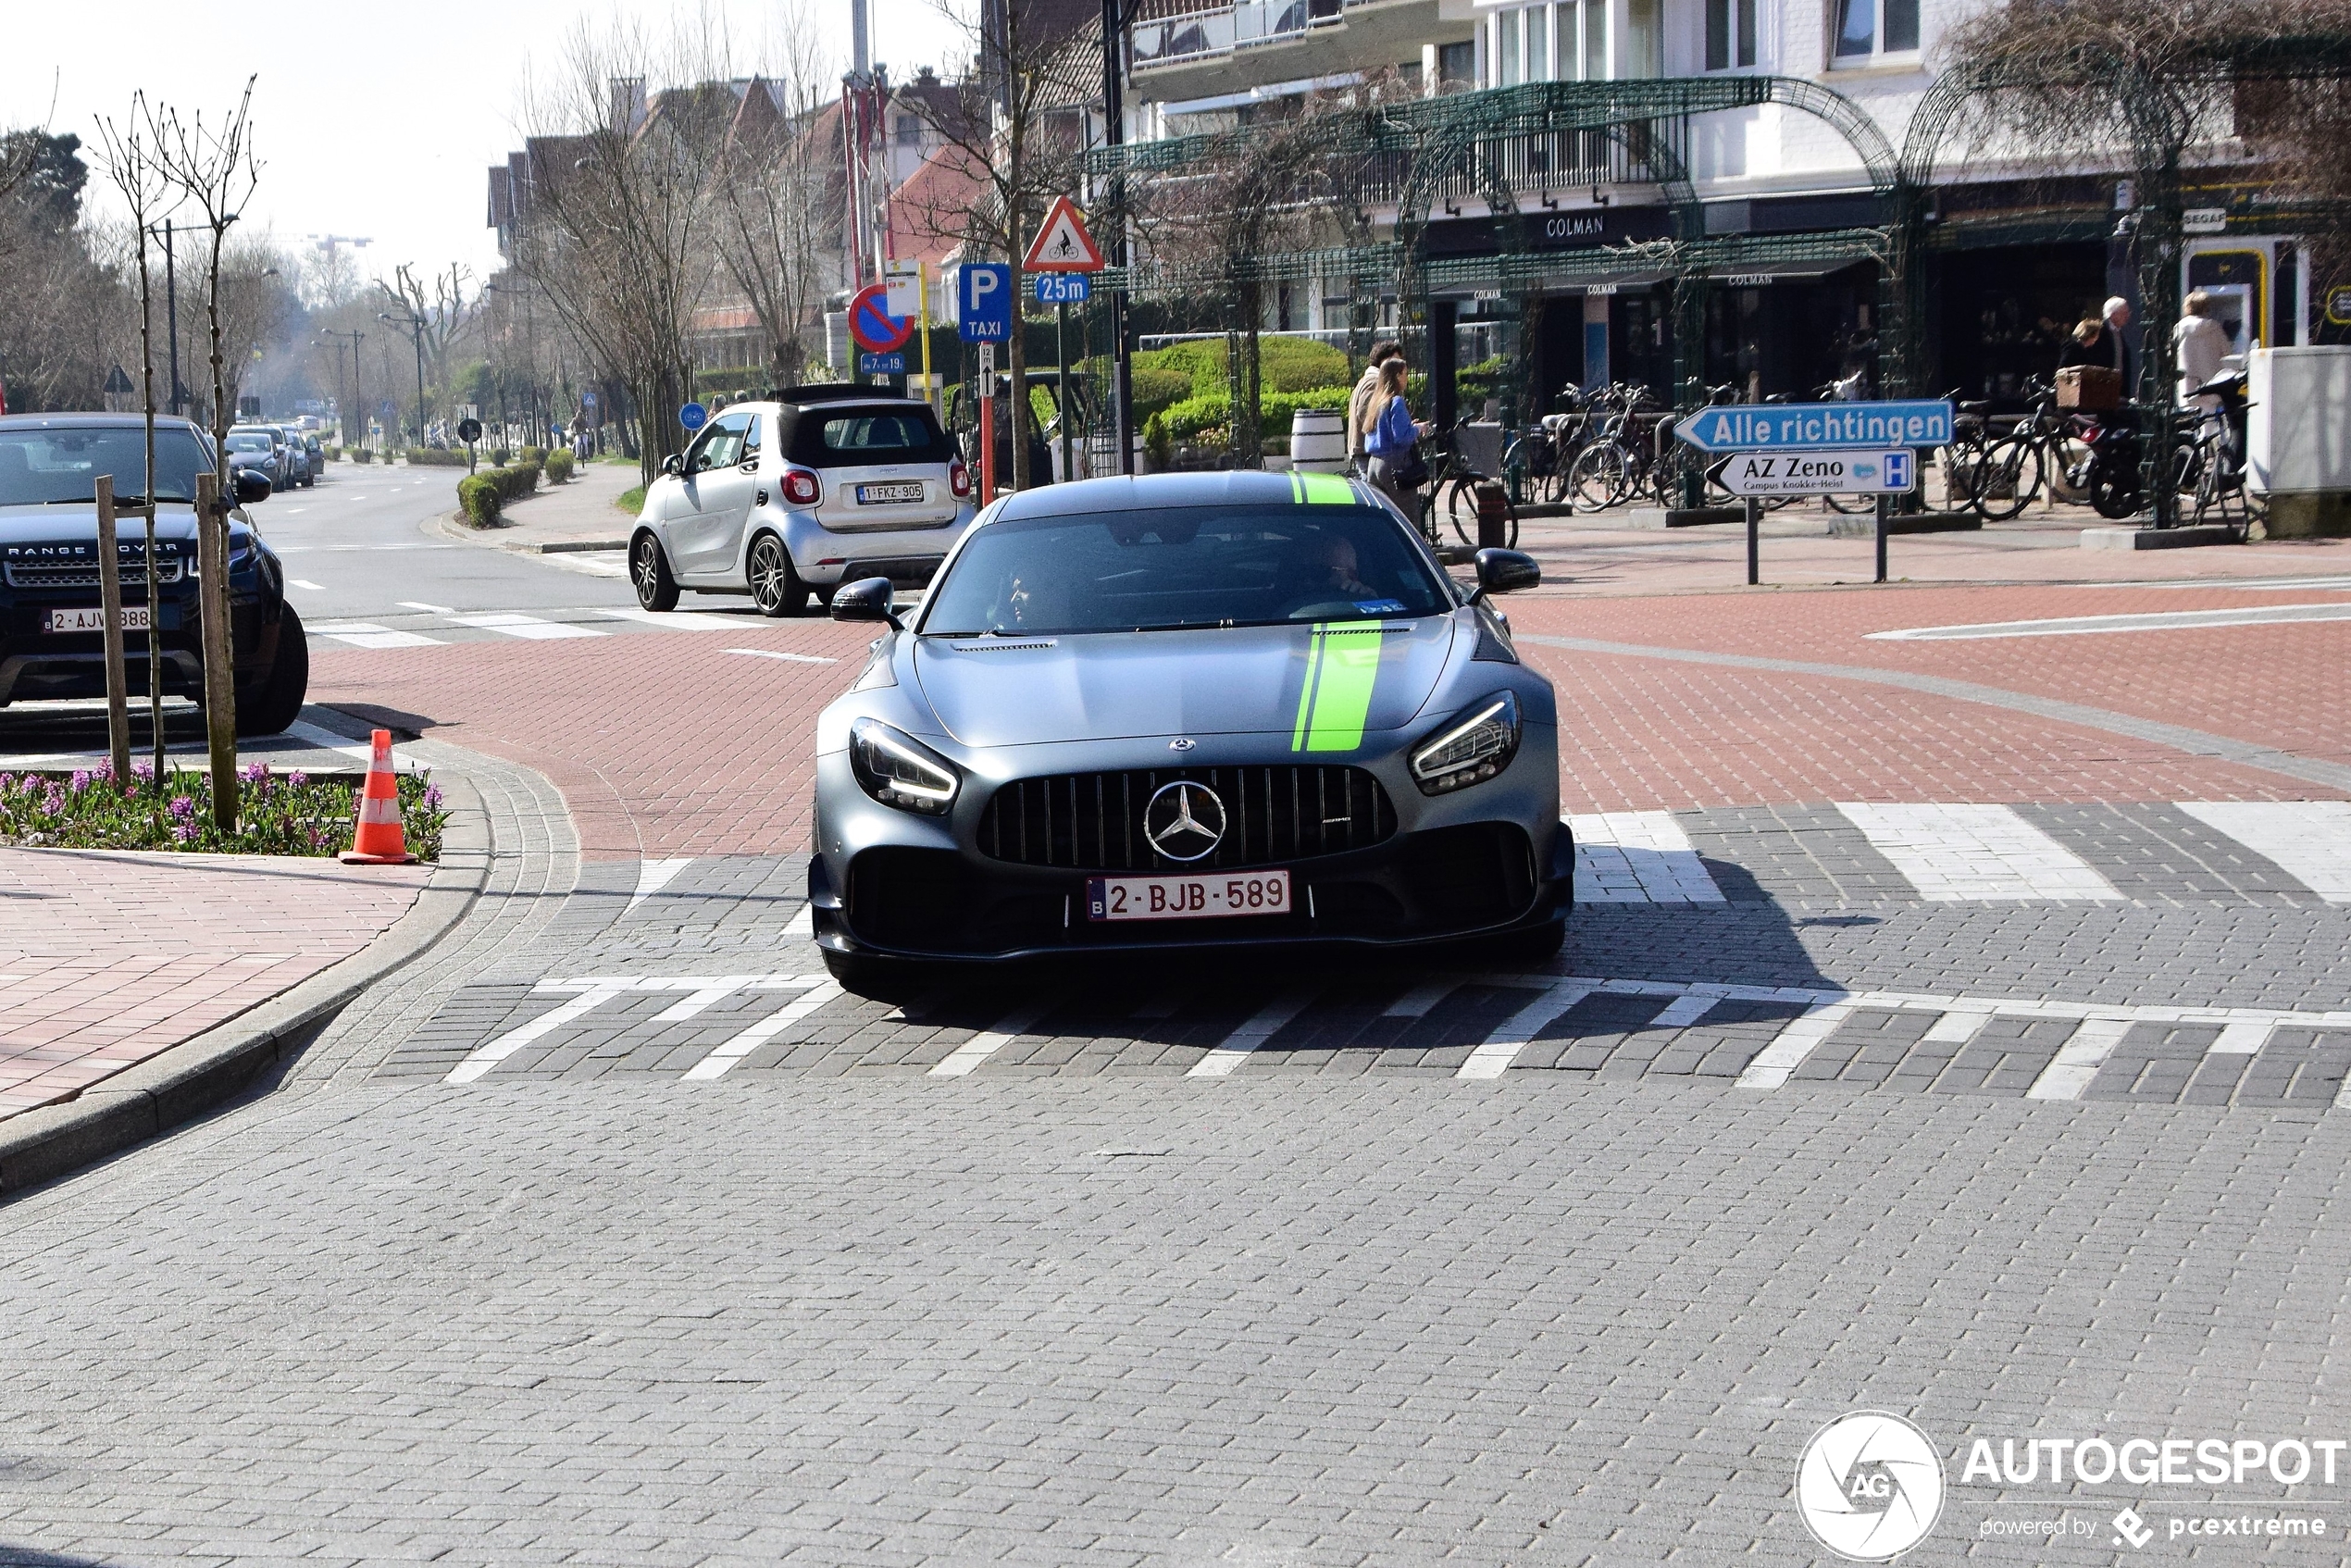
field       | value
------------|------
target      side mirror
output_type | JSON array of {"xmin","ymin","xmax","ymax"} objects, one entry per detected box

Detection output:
[
  {"xmin": 1474, "ymin": 547, "xmax": 1539, "ymax": 596},
  {"xmin": 660, "ymin": 452, "xmax": 683, "ymax": 478},
  {"xmin": 829, "ymin": 576, "xmax": 901, "ymax": 628},
  {"xmin": 234, "ymin": 469, "xmax": 272, "ymax": 505}
]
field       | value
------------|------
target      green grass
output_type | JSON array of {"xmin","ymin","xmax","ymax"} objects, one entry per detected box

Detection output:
[{"xmin": 615, "ymin": 484, "xmax": 646, "ymax": 515}]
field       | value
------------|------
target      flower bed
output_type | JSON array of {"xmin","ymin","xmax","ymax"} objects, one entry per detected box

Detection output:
[{"xmin": 0, "ymin": 762, "xmax": 448, "ymax": 859}]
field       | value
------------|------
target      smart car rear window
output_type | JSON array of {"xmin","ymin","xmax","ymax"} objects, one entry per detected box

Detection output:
[{"xmin": 787, "ymin": 405, "xmax": 953, "ymax": 467}]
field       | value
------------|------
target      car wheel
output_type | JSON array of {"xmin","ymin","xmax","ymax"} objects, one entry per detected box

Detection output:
[
  {"xmin": 749, "ymin": 533, "xmax": 811, "ymax": 617},
  {"xmin": 631, "ymin": 531, "xmax": 679, "ymax": 611},
  {"xmin": 234, "ymin": 604, "xmax": 310, "ymax": 737}
]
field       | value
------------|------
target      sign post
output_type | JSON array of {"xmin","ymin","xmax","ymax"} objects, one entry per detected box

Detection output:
[
  {"xmin": 959, "ymin": 266, "xmax": 1014, "ymax": 503},
  {"xmin": 1695, "ymin": 417, "xmax": 1932, "ymax": 586},
  {"xmin": 1025, "ymin": 199, "xmax": 1106, "ymax": 486}
]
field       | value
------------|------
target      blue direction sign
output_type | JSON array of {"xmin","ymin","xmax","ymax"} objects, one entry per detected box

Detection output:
[
  {"xmin": 858, "ymin": 351, "xmax": 907, "ymax": 375},
  {"xmin": 1676, "ymin": 399, "xmax": 1954, "ymax": 453},
  {"xmin": 958, "ymin": 262, "xmax": 1012, "ymax": 342},
  {"xmin": 1036, "ymin": 272, "xmax": 1089, "ymax": 305},
  {"xmin": 679, "ymin": 401, "xmax": 708, "ymax": 431}
]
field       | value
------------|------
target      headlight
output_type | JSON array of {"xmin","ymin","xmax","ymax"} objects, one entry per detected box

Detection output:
[
  {"xmin": 1409, "ymin": 691, "xmax": 1520, "ymax": 795},
  {"xmin": 849, "ymin": 717, "xmax": 960, "ymax": 815}
]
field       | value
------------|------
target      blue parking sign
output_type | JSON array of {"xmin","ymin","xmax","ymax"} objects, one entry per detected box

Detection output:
[{"xmin": 958, "ymin": 263, "xmax": 1012, "ymax": 342}]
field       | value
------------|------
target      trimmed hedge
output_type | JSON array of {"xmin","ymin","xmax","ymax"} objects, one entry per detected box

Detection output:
[
  {"xmin": 405, "ymin": 447, "xmax": 469, "ymax": 467},
  {"xmin": 1156, "ymin": 385, "xmax": 1352, "ymax": 442},
  {"xmin": 543, "ymin": 448, "xmax": 576, "ymax": 484},
  {"xmin": 454, "ymin": 462, "xmax": 543, "ymax": 527},
  {"xmin": 1132, "ymin": 338, "xmax": 1351, "ymax": 397},
  {"xmin": 350, "ymin": 448, "xmax": 374, "ymax": 463}
]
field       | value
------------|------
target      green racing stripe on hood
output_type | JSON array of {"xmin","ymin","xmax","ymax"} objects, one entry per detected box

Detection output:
[{"xmin": 1289, "ymin": 619, "xmax": 1385, "ymax": 753}]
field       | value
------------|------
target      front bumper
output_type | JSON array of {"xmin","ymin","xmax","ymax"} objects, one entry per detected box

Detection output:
[
  {"xmin": 808, "ymin": 732, "xmax": 1571, "ymax": 963},
  {"xmin": 0, "ymin": 591, "xmax": 283, "ymax": 706},
  {"xmin": 780, "ymin": 505, "xmax": 976, "ymax": 588}
]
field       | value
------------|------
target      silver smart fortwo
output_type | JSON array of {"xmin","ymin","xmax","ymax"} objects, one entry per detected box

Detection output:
[
  {"xmin": 629, "ymin": 386, "xmax": 977, "ymax": 616},
  {"xmin": 806, "ymin": 469, "xmax": 1571, "ymax": 991}
]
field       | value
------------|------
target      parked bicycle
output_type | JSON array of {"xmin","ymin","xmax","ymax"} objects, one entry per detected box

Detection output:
[
  {"xmin": 1412, "ymin": 417, "xmax": 1520, "ymax": 549},
  {"xmin": 2182, "ymin": 369, "xmax": 2255, "ymax": 541}
]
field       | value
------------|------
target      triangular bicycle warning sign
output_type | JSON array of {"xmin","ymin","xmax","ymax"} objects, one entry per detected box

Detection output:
[{"xmin": 1024, "ymin": 195, "xmax": 1106, "ymax": 272}]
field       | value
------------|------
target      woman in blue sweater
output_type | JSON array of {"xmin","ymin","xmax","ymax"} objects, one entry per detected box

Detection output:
[{"xmin": 1360, "ymin": 357, "xmax": 1428, "ymax": 512}]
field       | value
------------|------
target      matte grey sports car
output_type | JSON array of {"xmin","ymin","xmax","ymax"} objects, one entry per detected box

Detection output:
[{"xmin": 808, "ymin": 470, "xmax": 1570, "ymax": 991}]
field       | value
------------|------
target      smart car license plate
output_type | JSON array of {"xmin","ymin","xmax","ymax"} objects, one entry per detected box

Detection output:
[
  {"xmin": 855, "ymin": 481, "xmax": 925, "ymax": 505},
  {"xmin": 45, "ymin": 606, "xmax": 150, "ymax": 633},
  {"xmin": 1087, "ymin": 869, "xmax": 1291, "ymax": 922}
]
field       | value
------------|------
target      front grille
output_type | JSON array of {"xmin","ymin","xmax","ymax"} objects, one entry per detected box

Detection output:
[
  {"xmin": 978, "ymin": 765, "xmax": 1396, "ymax": 872},
  {"xmin": 5, "ymin": 559, "xmax": 184, "ymax": 591}
]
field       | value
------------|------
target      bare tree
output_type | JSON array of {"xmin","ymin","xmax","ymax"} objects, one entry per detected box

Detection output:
[{"xmin": 707, "ymin": 21, "xmax": 838, "ymax": 386}]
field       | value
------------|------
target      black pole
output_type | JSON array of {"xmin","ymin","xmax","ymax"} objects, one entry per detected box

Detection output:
[
  {"xmin": 412, "ymin": 325, "xmax": 427, "ymax": 451},
  {"xmin": 1746, "ymin": 496, "xmax": 1760, "ymax": 586},
  {"xmin": 1101, "ymin": 0, "xmax": 1132, "ymax": 475},
  {"xmin": 1873, "ymin": 492, "xmax": 1889, "ymax": 583}
]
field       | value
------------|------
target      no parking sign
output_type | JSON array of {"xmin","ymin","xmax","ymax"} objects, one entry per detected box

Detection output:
[{"xmin": 849, "ymin": 283, "xmax": 914, "ymax": 354}]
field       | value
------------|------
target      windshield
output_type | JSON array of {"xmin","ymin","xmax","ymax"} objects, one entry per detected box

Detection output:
[
  {"xmin": 227, "ymin": 434, "xmax": 273, "ymax": 452},
  {"xmin": 0, "ymin": 428, "xmax": 216, "ymax": 505},
  {"xmin": 919, "ymin": 505, "xmax": 1453, "ymax": 637}
]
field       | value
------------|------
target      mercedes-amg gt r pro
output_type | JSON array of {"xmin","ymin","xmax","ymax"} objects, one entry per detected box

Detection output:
[{"xmin": 808, "ymin": 471, "xmax": 1570, "ymax": 989}]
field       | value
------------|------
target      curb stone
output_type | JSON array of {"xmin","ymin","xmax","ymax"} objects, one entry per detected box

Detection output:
[
  {"xmin": 0, "ymin": 743, "xmax": 492, "ymax": 1198},
  {"xmin": 432, "ymin": 507, "xmax": 629, "ymax": 554}
]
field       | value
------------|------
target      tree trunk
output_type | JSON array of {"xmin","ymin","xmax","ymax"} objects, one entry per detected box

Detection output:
[{"xmin": 202, "ymin": 244, "xmax": 238, "ymax": 830}]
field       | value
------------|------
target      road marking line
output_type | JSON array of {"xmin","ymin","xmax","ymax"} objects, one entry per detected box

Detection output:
[
  {"xmin": 649, "ymin": 975, "xmax": 767, "ymax": 1023},
  {"xmin": 625, "ymin": 856, "xmax": 693, "ymax": 916},
  {"xmin": 1870, "ymin": 603, "xmax": 2351, "ymax": 641},
  {"xmin": 1735, "ymin": 1001, "xmax": 1861, "ymax": 1089},
  {"xmin": 288, "ymin": 579, "xmax": 324, "ymax": 591},
  {"xmin": 724, "ymin": 647, "xmax": 839, "ymax": 664},
  {"xmin": 308, "ymin": 620, "xmax": 444, "ymax": 650},
  {"xmin": 447, "ymin": 981, "xmax": 634, "ymax": 1083},
  {"xmin": 1836, "ymin": 803, "xmax": 2122, "ymax": 901},
  {"xmin": 931, "ymin": 1000, "xmax": 1059, "ymax": 1077},
  {"xmin": 399, "ymin": 600, "xmax": 456, "ymax": 614},
  {"xmin": 1186, "ymin": 988, "xmax": 1320, "ymax": 1077},
  {"xmin": 2209, "ymin": 1020, "xmax": 2274, "ymax": 1054},
  {"xmin": 595, "ymin": 607, "xmax": 747, "ymax": 631},
  {"xmin": 1569, "ymin": 811, "xmax": 1726, "ymax": 903},
  {"xmin": 783, "ymin": 905, "xmax": 814, "ymax": 939},
  {"xmin": 449, "ymin": 612, "xmax": 606, "ymax": 641},
  {"xmin": 1384, "ymin": 979, "xmax": 1459, "ymax": 1017},
  {"xmin": 2025, "ymin": 1016, "xmax": 2137, "ymax": 1100},
  {"xmin": 280, "ymin": 720, "xmax": 382, "ymax": 765},
  {"xmin": 2176, "ymin": 801, "xmax": 2351, "ymax": 903},
  {"xmin": 1648, "ymin": 990, "xmax": 1723, "ymax": 1028},
  {"xmin": 1457, "ymin": 979, "xmax": 1601, "ymax": 1079},
  {"xmin": 682, "ymin": 980, "xmax": 840, "ymax": 1079},
  {"xmin": 1921, "ymin": 1008, "xmax": 1993, "ymax": 1046}
]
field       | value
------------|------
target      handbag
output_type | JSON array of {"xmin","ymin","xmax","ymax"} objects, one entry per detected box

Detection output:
[{"xmin": 1388, "ymin": 442, "xmax": 1430, "ymax": 489}]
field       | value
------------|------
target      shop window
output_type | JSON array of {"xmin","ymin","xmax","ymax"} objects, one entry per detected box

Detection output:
[
  {"xmin": 1833, "ymin": 0, "xmax": 1918, "ymax": 63},
  {"xmin": 1706, "ymin": 0, "xmax": 1756, "ymax": 69}
]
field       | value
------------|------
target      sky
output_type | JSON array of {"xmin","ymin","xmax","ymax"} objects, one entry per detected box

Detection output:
[{"xmin": 10, "ymin": 0, "xmax": 967, "ymax": 292}]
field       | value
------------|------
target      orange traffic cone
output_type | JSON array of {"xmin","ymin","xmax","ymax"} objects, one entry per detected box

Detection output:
[{"xmin": 339, "ymin": 728, "xmax": 417, "ymax": 865}]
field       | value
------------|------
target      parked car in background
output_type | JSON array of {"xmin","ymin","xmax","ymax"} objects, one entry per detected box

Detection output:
[
  {"xmin": 275, "ymin": 426, "xmax": 313, "ymax": 488},
  {"xmin": 224, "ymin": 429, "xmax": 282, "ymax": 490},
  {"xmin": 301, "ymin": 432, "xmax": 325, "ymax": 479}
]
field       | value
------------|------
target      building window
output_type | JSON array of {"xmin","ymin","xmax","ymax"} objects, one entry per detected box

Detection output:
[
  {"xmin": 1581, "ymin": 0, "xmax": 1605, "ymax": 78},
  {"xmin": 1529, "ymin": 4, "xmax": 1551, "ymax": 78},
  {"xmin": 1833, "ymin": 0, "xmax": 1918, "ymax": 61},
  {"xmin": 1498, "ymin": 8, "xmax": 1522, "ymax": 84},
  {"xmin": 1705, "ymin": 0, "xmax": 1755, "ymax": 68},
  {"xmin": 894, "ymin": 115, "xmax": 921, "ymax": 144},
  {"xmin": 1437, "ymin": 39, "xmax": 1474, "ymax": 89}
]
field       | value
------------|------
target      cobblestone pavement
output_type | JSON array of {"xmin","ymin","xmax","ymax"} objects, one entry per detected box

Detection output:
[{"xmin": 6, "ymin": 569, "xmax": 2351, "ymax": 1563}]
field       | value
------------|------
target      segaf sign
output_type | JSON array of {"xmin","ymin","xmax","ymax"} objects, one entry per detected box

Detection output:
[
  {"xmin": 1678, "ymin": 399, "xmax": 1955, "ymax": 453},
  {"xmin": 1720, "ymin": 448, "xmax": 1916, "ymax": 497}
]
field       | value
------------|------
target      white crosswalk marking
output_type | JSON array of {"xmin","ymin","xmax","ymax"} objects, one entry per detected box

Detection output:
[
  {"xmin": 449, "ymin": 612, "xmax": 606, "ymax": 640},
  {"xmin": 930, "ymin": 1001, "xmax": 1058, "ymax": 1077},
  {"xmin": 1384, "ymin": 979, "xmax": 1460, "ymax": 1018},
  {"xmin": 447, "ymin": 980, "xmax": 634, "ymax": 1083},
  {"xmin": 287, "ymin": 579, "xmax": 324, "ymax": 591},
  {"xmin": 1569, "ymin": 812, "xmax": 1725, "ymax": 903},
  {"xmin": 1836, "ymin": 803, "xmax": 2121, "ymax": 901},
  {"xmin": 2176, "ymin": 801, "xmax": 2351, "ymax": 903},
  {"xmin": 1187, "ymin": 988, "xmax": 1320, "ymax": 1077},
  {"xmin": 2025, "ymin": 1017, "xmax": 2136, "ymax": 1100},
  {"xmin": 625, "ymin": 857, "xmax": 693, "ymax": 916},
  {"xmin": 1735, "ymin": 1000, "xmax": 1860, "ymax": 1089},
  {"xmin": 1457, "ymin": 979, "xmax": 1600, "ymax": 1080},
  {"xmin": 724, "ymin": 647, "xmax": 840, "ymax": 664},
  {"xmin": 595, "ymin": 606, "xmax": 748, "ymax": 631},
  {"xmin": 308, "ymin": 620, "xmax": 445, "ymax": 650},
  {"xmin": 682, "ymin": 980, "xmax": 835, "ymax": 1079}
]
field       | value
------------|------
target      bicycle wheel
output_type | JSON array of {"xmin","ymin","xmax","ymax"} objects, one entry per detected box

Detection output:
[
  {"xmin": 2088, "ymin": 465, "xmax": 2141, "ymax": 520},
  {"xmin": 2194, "ymin": 454, "xmax": 2249, "ymax": 541},
  {"xmin": 1443, "ymin": 479, "xmax": 1480, "ymax": 546},
  {"xmin": 1570, "ymin": 443, "xmax": 1627, "ymax": 511},
  {"xmin": 1823, "ymin": 492, "xmax": 1875, "ymax": 515},
  {"xmin": 1972, "ymin": 435, "xmax": 2044, "ymax": 522}
]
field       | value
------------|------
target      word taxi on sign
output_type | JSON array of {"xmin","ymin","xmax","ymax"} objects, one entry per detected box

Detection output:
[{"xmin": 1677, "ymin": 399, "xmax": 1955, "ymax": 453}]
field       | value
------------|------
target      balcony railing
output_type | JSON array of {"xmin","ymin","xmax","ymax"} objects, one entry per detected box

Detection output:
[
  {"xmin": 1131, "ymin": 0, "xmax": 1345, "ymax": 68},
  {"xmin": 1342, "ymin": 119, "xmax": 1686, "ymax": 207}
]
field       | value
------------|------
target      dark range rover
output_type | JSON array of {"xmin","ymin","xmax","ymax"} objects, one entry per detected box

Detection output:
[{"xmin": 0, "ymin": 413, "xmax": 307, "ymax": 734}]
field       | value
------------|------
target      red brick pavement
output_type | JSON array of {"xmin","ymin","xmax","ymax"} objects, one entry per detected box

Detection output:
[{"xmin": 0, "ymin": 849, "xmax": 428, "ymax": 1119}]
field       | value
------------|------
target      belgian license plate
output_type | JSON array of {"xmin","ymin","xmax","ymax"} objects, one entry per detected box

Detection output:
[
  {"xmin": 1087, "ymin": 869, "xmax": 1291, "ymax": 923},
  {"xmin": 855, "ymin": 481, "xmax": 925, "ymax": 505},
  {"xmin": 45, "ymin": 606, "xmax": 150, "ymax": 633}
]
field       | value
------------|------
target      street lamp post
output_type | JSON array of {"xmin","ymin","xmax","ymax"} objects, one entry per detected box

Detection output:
[
  {"xmin": 316, "ymin": 329, "xmax": 365, "ymax": 450},
  {"xmin": 379, "ymin": 309, "xmax": 428, "ymax": 451}
]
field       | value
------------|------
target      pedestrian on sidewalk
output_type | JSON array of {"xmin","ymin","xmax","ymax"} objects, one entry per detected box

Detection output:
[
  {"xmin": 1350, "ymin": 340, "xmax": 1402, "ymax": 472},
  {"xmin": 2174, "ymin": 289, "xmax": 2231, "ymax": 411},
  {"xmin": 1362, "ymin": 358, "xmax": 1429, "ymax": 512}
]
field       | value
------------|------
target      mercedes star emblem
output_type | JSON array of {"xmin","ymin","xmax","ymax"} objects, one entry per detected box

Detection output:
[
  {"xmin": 1168, "ymin": 737, "xmax": 1197, "ymax": 752},
  {"xmin": 1143, "ymin": 780, "xmax": 1225, "ymax": 863}
]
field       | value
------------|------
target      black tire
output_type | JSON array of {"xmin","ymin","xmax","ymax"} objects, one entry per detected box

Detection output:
[
  {"xmin": 1442, "ymin": 479, "xmax": 1517, "ymax": 548},
  {"xmin": 1569, "ymin": 443, "xmax": 1626, "ymax": 511},
  {"xmin": 749, "ymin": 532, "xmax": 811, "ymax": 617},
  {"xmin": 630, "ymin": 531, "xmax": 678, "ymax": 612},
  {"xmin": 1972, "ymin": 435, "xmax": 2044, "ymax": 522},
  {"xmin": 235, "ymin": 604, "xmax": 309, "ymax": 737},
  {"xmin": 2089, "ymin": 466, "xmax": 2141, "ymax": 520}
]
